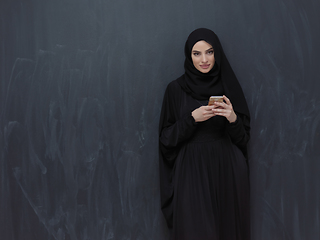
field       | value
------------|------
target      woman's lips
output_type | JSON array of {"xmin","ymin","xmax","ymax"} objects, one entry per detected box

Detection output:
[{"xmin": 200, "ymin": 64, "xmax": 210, "ymax": 69}]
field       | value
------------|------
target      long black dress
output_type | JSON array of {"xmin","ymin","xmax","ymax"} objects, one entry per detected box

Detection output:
[{"xmin": 159, "ymin": 79, "xmax": 250, "ymax": 240}]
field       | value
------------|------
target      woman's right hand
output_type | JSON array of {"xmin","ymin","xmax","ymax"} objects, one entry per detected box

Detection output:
[{"xmin": 192, "ymin": 106, "xmax": 216, "ymax": 122}]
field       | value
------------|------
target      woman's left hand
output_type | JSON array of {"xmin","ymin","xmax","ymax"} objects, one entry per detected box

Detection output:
[{"xmin": 212, "ymin": 95, "xmax": 237, "ymax": 123}]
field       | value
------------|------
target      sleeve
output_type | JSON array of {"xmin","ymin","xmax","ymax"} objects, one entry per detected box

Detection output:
[
  {"xmin": 159, "ymin": 82, "xmax": 198, "ymax": 151},
  {"xmin": 226, "ymin": 112, "xmax": 250, "ymax": 156},
  {"xmin": 160, "ymin": 114, "xmax": 197, "ymax": 148}
]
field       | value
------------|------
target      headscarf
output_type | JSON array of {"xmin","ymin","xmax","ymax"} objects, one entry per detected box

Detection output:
[{"xmin": 177, "ymin": 28, "xmax": 250, "ymax": 119}]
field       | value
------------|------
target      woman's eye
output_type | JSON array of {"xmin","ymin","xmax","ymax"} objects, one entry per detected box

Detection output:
[
  {"xmin": 193, "ymin": 53, "xmax": 200, "ymax": 56},
  {"xmin": 207, "ymin": 50, "xmax": 214, "ymax": 55}
]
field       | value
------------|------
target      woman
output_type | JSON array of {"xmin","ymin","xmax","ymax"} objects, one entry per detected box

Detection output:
[{"xmin": 159, "ymin": 28, "xmax": 251, "ymax": 240}]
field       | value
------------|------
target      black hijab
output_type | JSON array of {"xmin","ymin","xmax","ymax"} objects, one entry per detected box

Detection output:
[{"xmin": 177, "ymin": 28, "xmax": 250, "ymax": 119}]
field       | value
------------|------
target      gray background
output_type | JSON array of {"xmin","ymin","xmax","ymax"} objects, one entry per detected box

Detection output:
[{"xmin": 1, "ymin": 0, "xmax": 319, "ymax": 239}]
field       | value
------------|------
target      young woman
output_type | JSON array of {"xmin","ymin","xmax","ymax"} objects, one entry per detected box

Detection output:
[{"xmin": 159, "ymin": 28, "xmax": 251, "ymax": 240}]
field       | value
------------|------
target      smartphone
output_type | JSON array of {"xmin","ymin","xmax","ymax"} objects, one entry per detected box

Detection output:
[{"xmin": 208, "ymin": 96, "xmax": 224, "ymax": 106}]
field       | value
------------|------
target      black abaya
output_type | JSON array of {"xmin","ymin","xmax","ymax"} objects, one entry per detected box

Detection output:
[{"xmin": 159, "ymin": 79, "xmax": 250, "ymax": 240}]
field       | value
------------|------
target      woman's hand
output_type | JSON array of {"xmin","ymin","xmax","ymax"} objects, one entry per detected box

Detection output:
[
  {"xmin": 192, "ymin": 105, "xmax": 216, "ymax": 122},
  {"xmin": 212, "ymin": 95, "xmax": 237, "ymax": 123}
]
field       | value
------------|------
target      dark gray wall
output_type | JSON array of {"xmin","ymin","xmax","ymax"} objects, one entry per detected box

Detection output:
[{"xmin": 1, "ymin": 0, "xmax": 319, "ymax": 239}]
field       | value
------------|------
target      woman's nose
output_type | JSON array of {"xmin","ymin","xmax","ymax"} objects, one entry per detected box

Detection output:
[{"xmin": 201, "ymin": 55, "xmax": 208, "ymax": 63}]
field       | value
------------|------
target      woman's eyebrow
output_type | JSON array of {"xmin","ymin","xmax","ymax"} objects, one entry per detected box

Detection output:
[{"xmin": 192, "ymin": 48, "xmax": 213, "ymax": 52}]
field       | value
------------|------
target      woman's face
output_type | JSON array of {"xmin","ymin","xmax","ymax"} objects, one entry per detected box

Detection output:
[{"xmin": 191, "ymin": 40, "xmax": 215, "ymax": 73}]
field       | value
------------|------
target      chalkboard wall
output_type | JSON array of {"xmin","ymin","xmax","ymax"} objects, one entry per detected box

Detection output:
[{"xmin": 1, "ymin": 0, "xmax": 320, "ymax": 239}]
